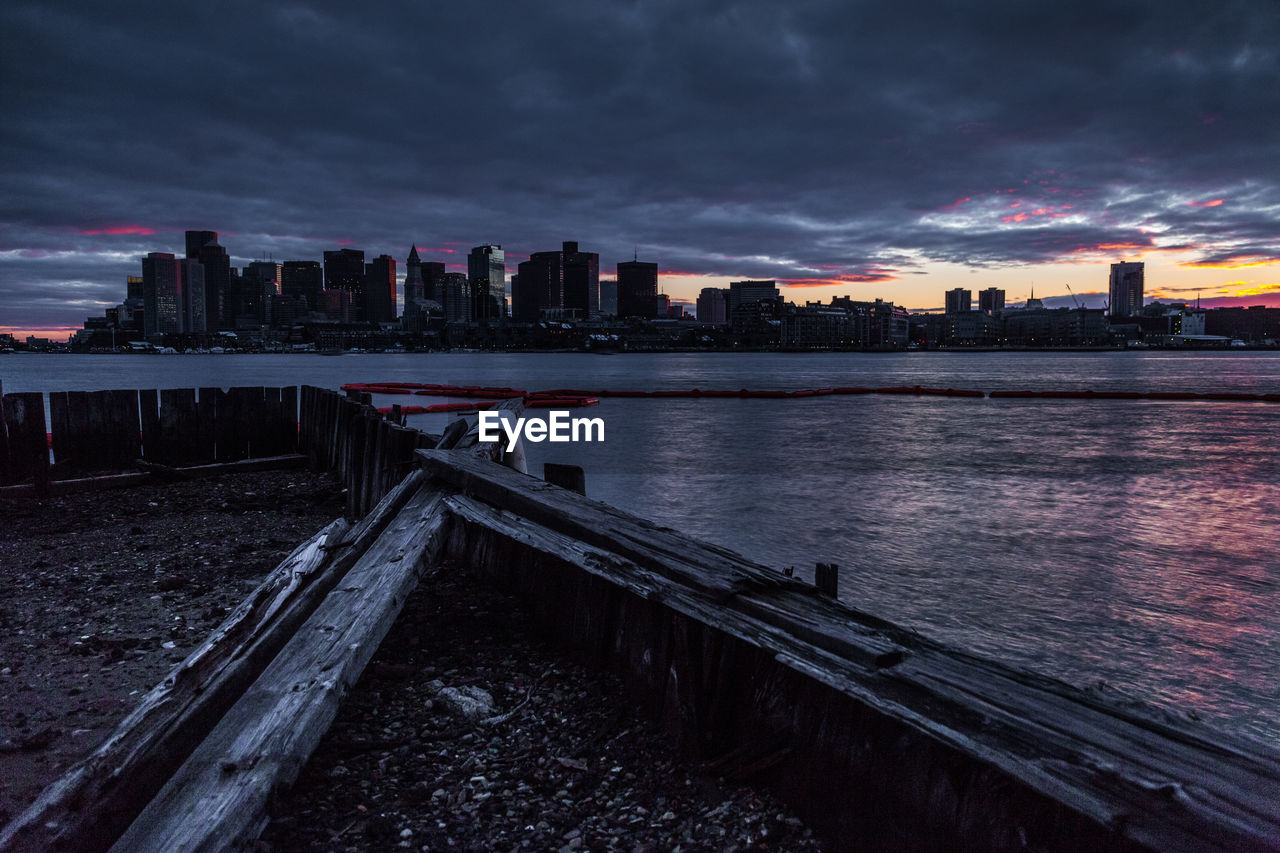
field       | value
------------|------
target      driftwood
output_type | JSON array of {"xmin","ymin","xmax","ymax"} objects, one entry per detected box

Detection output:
[
  {"xmin": 427, "ymin": 450, "xmax": 1280, "ymax": 852},
  {"xmin": 0, "ymin": 469, "xmax": 428, "ymax": 853},
  {"xmin": 114, "ymin": 481, "xmax": 450, "ymax": 852}
]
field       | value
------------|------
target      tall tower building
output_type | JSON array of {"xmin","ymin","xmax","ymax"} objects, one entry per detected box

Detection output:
[
  {"xmin": 1109, "ymin": 261, "xmax": 1144, "ymax": 318},
  {"xmin": 945, "ymin": 288, "xmax": 972, "ymax": 313},
  {"xmin": 179, "ymin": 258, "xmax": 206, "ymax": 333},
  {"xmin": 439, "ymin": 272, "xmax": 472, "ymax": 323},
  {"xmin": 364, "ymin": 254, "xmax": 398, "ymax": 323},
  {"xmin": 404, "ymin": 245, "xmax": 426, "ymax": 303},
  {"xmin": 324, "ymin": 248, "xmax": 367, "ymax": 320},
  {"xmin": 141, "ymin": 252, "xmax": 183, "ymax": 337},
  {"xmin": 618, "ymin": 258, "xmax": 659, "ymax": 319},
  {"xmin": 696, "ymin": 287, "xmax": 729, "ymax": 324},
  {"xmin": 978, "ymin": 287, "xmax": 1005, "ymax": 313},
  {"xmin": 515, "ymin": 249, "xmax": 565, "ymax": 322},
  {"xmin": 468, "ymin": 244, "xmax": 506, "ymax": 322},
  {"xmin": 185, "ymin": 230, "xmax": 218, "ymax": 260},
  {"xmin": 562, "ymin": 241, "xmax": 599, "ymax": 317},
  {"xmin": 281, "ymin": 261, "xmax": 324, "ymax": 309},
  {"xmin": 242, "ymin": 261, "xmax": 282, "ymax": 325}
]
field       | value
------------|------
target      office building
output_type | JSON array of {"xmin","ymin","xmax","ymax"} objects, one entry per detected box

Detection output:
[
  {"xmin": 141, "ymin": 252, "xmax": 183, "ymax": 337},
  {"xmin": 1109, "ymin": 261, "xmax": 1145, "ymax": 318},
  {"xmin": 945, "ymin": 288, "xmax": 972, "ymax": 314},
  {"xmin": 728, "ymin": 280, "xmax": 780, "ymax": 315},
  {"xmin": 978, "ymin": 287, "xmax": 1005, "ymax": 313},
  {"xmin": 439, "ymin": 272, "xmax": 471, "ymax": 323},
  {"xmin": 364, "ymin": 254, "xmax": 397, "ymax": 323},
  {"xmin": 184, "ymin": 230, "xmax": 218, "ymax": 260},
  {"xmin": 468, "ymin": 244, "xmax": 505, "ymax": 322},
  {"xmin": 324, "ymin": 248, "xmax": 367, "ymax": 319},
  {"xmin": 281, "ymin": 261, "xmax": 324, "ymax": 308},
  {"xmin": 562, "ymin": 241, "xmax": 599, "ymax": 317},
  {"xmin": 599, "ymin": 279, "xmax": 618, "ymax": 316},
  {"xmin": 179, "ymin": 258, "xmax": 206, "ymax": 333},
  {"xmin": 617, "ymin": 259, "xmax": 659, "ymax": 319},
  {"xmin": 696, "ymin": 287, "xmax": 729, "ymax": 325}
]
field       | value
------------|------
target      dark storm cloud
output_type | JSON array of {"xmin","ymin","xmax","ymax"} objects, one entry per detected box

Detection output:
[{"xmin": 1, "ymin": 0, "xmax": 1278, "ymax": 328}]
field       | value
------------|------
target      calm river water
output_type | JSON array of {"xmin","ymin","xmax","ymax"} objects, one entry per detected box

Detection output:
[{"xmin": 4, "ymin": 351, "xmax": 1278, "ymax": 741}]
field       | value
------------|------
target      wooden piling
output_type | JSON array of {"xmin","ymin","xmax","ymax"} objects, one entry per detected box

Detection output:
[
  {"xmin": 814, "ymin": 562, "xmax": 839, "ymax": 598},
  {"xmin": 1, "ymin": 392, "xmax": 50, "ymax": 492},
  {"xmin": 544, "ymin": 462, "xmax": 586, "ymax": 495}
]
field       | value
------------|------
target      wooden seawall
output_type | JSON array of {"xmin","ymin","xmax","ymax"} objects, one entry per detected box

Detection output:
[{"xmin": 2, "ymin": 394, "xmax": 1277, "ymax": 851}]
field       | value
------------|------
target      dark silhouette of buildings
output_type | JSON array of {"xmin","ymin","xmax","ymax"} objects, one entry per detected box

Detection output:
[
  {"xmin": 979, "ymin": 287, "xmax": 1006, "ymax": 313},
  {"xmin": 618, "ymin": 258, "xmax": 659, "ymax": 319},
  {"xmin": 514, "ymin": 247, "xmax": 565, "ymax": 322},
  {"xmin": 281, "ymin": 261, "xmax": 324, "ymax": 309},
  {"xmin": 945, "ymin": 288, "xmax": 971, "ymax": 313},
  {"xmin": 364, "ymin": 254, "xmax": 397, "ymax": 323},
  {"xmin": 1109, "ymin": 261, "xmax": 1144, "ymax": 318},
  {"xmin": 179, "ymin": 258, "xmax": 206, "ymax": 332},
  {"xmin": 184, "ymin": 230, "xmax": 217, "ymax": 260},
  {"xmin": 468, "ymin": 244, "xmax": 505, "ymax": 322},
  {"xmin": 184, "ymin": 230, "xmax": 228, "ymax": 330},
  {"xmin": 404, "ymin": 245, "xmax": 426, "ymax": 303},
  {"xmin": 562, "ymin": 241, "xmax": 599, "ymax": 318},
  {"xmin": 440, "ymin": 272, "xmax": 471, "ymax": 323},
  {"xmin": 141, "ymin": 252, "xmax": 182, "ymax": 337},
  {"xmin": 324, "ymin": 248, "xmax": 367, "ymax": 319},
  {"xmin": 696, "ymin": 287, "xmax": 729, "ymax": 325}
]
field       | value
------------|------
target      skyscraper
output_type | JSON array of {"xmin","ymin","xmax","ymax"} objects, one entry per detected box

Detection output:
[
  {"xmin": 728, "ymin": 280, "xmax": 780, "ymax": 315},
  {"xmin": 324, "ymin": 248, "xmax": 367, "ymax": 319},
  {"xmin": 978, "ymin": 287, "xmax": 1005, "ymax": 313},
  {"xmin": 179, "ymin": 258, "xmax": 206, "ymax": 333},
  {"xmin": 185, "ymin": 231, "xmax": 228, "ymax": 330},
  {"xmin": 945, "ymin": 288, "xmax": 972, "ymax": 313},
  {"xmin": 141, "ymin": 252, "xmax": 183, "ymax": 337},
  {"xmin": 364, "ymin": 254, "xmax": 397, "ymax": 323},
  {"xmin": 281, "ymin": 261, "xmax": 324, "ymax": 309},
  {"xmin": 243, "ymin": 261, "xmax": 282, "ymax": 325},
  {"xmin": 696, "ymin": 287, "xmax": 729, "ymax": 324},
  {"xmin": 468, "ymin": 244, "xmax": 505, "ymax": 322},
  {"xmin": 562, "ymin": 241, "xmax": 599, "ymax": 318},
  {"xmin": 185, "ymin": 230, "xmax": 217, "ymax": 260},
  {"xmin": 1109, "ymin": 261, "xmax": 1144, "ymax": 318},
  {"xmin": 514, "ymin": 252, "xmax": 562, "ymax": 322},
  {"xmin": 439, "ymin": 272, "xmax": 472, "ymax": 323},
  {"xmin": 618, "ymin": 259, "xmax": 659, "ymax": 319}
]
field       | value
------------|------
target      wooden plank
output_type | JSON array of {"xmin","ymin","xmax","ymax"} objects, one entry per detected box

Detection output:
[
  {"xmin": 261, "ymin": 387, "xmax": 282, "ymax": 458},
  {"xmin": 194, "ymin": 388, "xmax": 217, "ymax": 465},
  {"xmin": 281, "ymin": 385, "xmax": 298, "ymax": 455},
  {"xmin": 229, "ymin": 386, "xmax": 262, "ymax": 461},
  {"xmin": 108, "ymin": 389, "xmax": 142, "ymax": 469},
  {"xmin": 1, "ymin": 392, "xmax": 49, "ymax": 491},
  {"xmin": 48, "ymin": 391, "xmax": 74, "ymax": 472},
  {"xmin": 115, "ymin": 484, "xmax": 450, "ymax": 852},
  {"xmin": 0, "ymin": 381, "xmax": 10, "ymax": 485},
  {"xmin": 66, "ymin": 391, "xmax": 92, "ymax": 471},
  {"xmin": 212, "ymin": 388, "xmax": 235, "ymax": 463},
  {"xmin": 85, "ymin": 390, "xmax": 109, "ymax": 470},
  {"xmin": 139, "ymin": 389, "xmax": 161, "ymax": 462},
  {"xmin": 159, "ymin": 388, "xmax": 197, "ymax": 466}
]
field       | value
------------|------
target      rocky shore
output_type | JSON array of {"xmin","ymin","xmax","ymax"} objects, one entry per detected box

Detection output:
[{"xmin": 0, "ymin": 470, "xmax": 344, "ymax": 825}]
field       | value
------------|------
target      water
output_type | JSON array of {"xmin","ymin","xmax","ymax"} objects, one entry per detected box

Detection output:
[{"xmin": 3, "ymin": 351, "xmax": 1278, "ymax": 741}]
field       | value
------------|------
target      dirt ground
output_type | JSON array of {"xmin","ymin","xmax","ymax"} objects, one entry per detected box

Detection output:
[{"xmin": 0, "ymin": 469, "xmax": 345, "ymax": 826}]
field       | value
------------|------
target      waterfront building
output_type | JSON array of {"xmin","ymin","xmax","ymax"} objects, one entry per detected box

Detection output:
[
  {"xmin": 364, "ymin": 254, "xmax": 398, "ymax": 323},
  {"xmin": 618, "ymin": 258, "xmax": 659, "ymax": 319},
  {"xmin": 404, "ymin": 245, "xmax": 426, "ymax": 303},
  {"xmin": 655, "ymin": 293, "xmax": 670, "ymax": 317},
  {"xmin": 946, "ymin": 310, "xmax": 996, "ymax": 346},
  {"xmin": 515, "ymin": 251, "xmax": 564, "ymax": 322},
  {"xmin": 781, "ymin": 303, "xmax": 853, "ymax": 349},
  {"xmin": 440, "ymin": 272, "xmax": 472, "ymax": 324},
  {"xmin": 827, "ymin": 297, "xmax": 911, "ymax": 349},
  {"xmin": 728, "ymin": 280, "xmax": 780, "ymax": 316},
  {"xmin": 194, "ymin": 243, "xmax": 231, "ymax": 330},
  {"xmin": 1002, "ymin": 307, "xmax": 1108, "ymax": 346},
  {"xmin": 179, "ymin": 258, "xmax": 206, "ymax": 333},
  {"xmin": 1109, "ymin": 261, "xmax": 1144, "ymax": 318},
  {"xmin": 1205, "ymin": 305, "xmax": 1280, "ymax": 344},
  {"xmin": 319, "ymin": 289, "xmax": 353, "ymax": 323},
  {"xmin": 126, "ymin": 274, "xmax": 144, "ymax": 302},
  {"xmin": 468, "ymin": 244, "xmax": 505, "ymax": 322},
  {"xmin": 324, "ymin": 248, "xmax": 367, "ymax": 319},
  {"xmin": 945, "ymin": 288, "xmax": 972, "ymax": 314},
  {"xmin": 599, "ymin": 279, "xmax": 618, "ymax": 317},
  {"xmin": 141, "ymin": 252, "xmax": 183, "ymax": 337},
  {"xmin": 281, "ymin": 261, "xmax": 324, "ymax": 309},
  {"xmin": 978, "ymin": 287, "xmax": 1005, "ymax": 313},
  {"xmin": 696, "ymin": 287, "xmax": 729, "ymax": 325},
  {"xmin": 563, "ymin": 242, "xmax": 600, "ymax": 318}
]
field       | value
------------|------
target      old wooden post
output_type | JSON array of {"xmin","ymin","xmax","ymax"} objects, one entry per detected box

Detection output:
[
  {"xmin": 0, "ymin": 380, "xmax": 10, "ymax": 485},
  {"xmin": 544, "ymin": 462, "xmax": 586, "ymax": 495},
  {"xmin": 815, "ymin": 562, "xmax": 839, "ymax": 598},
  {"xmin": 2, "ymin": 392, "xmax": 50, "ymax": 493}
]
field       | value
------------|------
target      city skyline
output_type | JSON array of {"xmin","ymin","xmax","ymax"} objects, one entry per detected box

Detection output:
[{"xmin": 2, "ymin": 1, "xmax": 1278, "ymax": 337}]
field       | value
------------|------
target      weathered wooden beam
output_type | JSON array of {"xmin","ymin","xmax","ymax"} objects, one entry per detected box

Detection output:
[
  {"xmin": 0, "ymin": 380, "xmax": 10, "ymax": 485},
  {"xmin": 1, "ymin": 392, "xmax": 49, "ymax": 491},
  {"xmin": 1, "ymin": 469, "xmax": 428, "ymax": 853},
  {"xmin": 114, "ymin": 482, "xmax": 451, "ymax": 852},
  {"xmin": 429, "ymin": 455, "xmax": 1280, "ymax": 853},
  {"xmin": 451, "ymin": 397, "xmax": 526, "ymax": 469}
]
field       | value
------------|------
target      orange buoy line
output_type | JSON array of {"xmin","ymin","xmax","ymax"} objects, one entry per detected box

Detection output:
[{"xmin": 340, "ymin": 382, "xmax": 1280, "ymax": 415}]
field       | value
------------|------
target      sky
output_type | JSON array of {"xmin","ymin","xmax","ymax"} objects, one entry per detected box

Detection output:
[{"xmin": 2, "ymin": 0, "xmax": 1278, "ymax": 337}]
